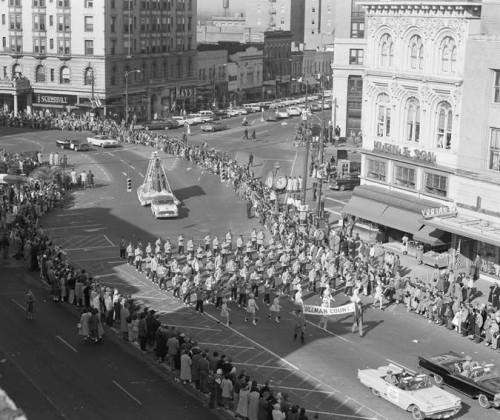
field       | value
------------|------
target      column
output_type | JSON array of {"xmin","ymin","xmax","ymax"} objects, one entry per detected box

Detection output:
[
  {"xmin": 26, "ymin": 93, "xmax": 32, "ymax": 115},
  {"xmin": 13, "ymin": 93, "xmax": 18, "ymax": 116}
]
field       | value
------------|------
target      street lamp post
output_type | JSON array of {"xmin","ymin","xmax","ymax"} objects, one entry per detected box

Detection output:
[
  {"xmin": 316, "ymin": 74, "xmax": 327, "ymax": 218},
  {"xmin": 125, "ymin": 69, "xmax": 141, "ymax": 124}
]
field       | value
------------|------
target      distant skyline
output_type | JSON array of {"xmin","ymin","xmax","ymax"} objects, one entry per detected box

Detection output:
[{"xmin": 198, "ymin": 0, "xmax": 245, "ymax": 17}]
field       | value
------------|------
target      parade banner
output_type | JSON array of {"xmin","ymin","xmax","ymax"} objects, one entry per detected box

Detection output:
[{"xmin": 303, "ymin": 303, "xmax": 355, "ymax": 316}]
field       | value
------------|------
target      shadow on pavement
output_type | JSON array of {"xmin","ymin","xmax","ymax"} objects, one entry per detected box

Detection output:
[{"xmin": 174, "ymin": 185, "xmax": 206, "ymax": 201}]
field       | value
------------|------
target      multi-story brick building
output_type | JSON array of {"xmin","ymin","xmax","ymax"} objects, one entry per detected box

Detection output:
[{"xmin": 0, "ymin": 0, "xmax": 198, "ymax": 120}]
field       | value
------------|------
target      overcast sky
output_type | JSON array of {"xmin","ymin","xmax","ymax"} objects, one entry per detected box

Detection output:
[{"xmin": 198, "ymin": 0, "xmax": 245, "ymax": 16}]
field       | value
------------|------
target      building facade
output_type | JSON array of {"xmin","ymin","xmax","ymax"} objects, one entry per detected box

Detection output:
[
  {"xmin": 229, "ymin": 46, "xmax": 263, "ymax": 103},
  {"xmin": 344, "ymin": 0, "xmax": 500, "ymax": 281},
  {"xmin": 331, "ymin": 0, "xmax": 366, "ymax": 141},
  {"xmin": 196, "ymin": 48, "xmax": 228, "ymax": 109},
  {"xmin": 263, "ymin": 30, "xmax": 292, "ymax": 99},
  {"xmin": 302, "ymin": 49, "xmax": 333, "ymax": 93},
  {"xmin": 0, "ymin": 0, "xmax": 198, "ymax": 120},
  {"xmin": 303, "ymin": 0, "xmax": 336, "ymax": 50}
]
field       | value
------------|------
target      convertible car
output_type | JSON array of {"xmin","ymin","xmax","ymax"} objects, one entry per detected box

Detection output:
[
  {"xmin": 358, "ymin": 364, "xmax": 462, "ymax": 420},
  {"xmin": 418, "ymin": 352, "xmax": 500, "ymax": 409}
]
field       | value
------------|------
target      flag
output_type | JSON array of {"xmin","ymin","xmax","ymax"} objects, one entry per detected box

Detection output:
[
  {"xmin": 95, "ymin": 95, "xmax": 102, "ymax": 108},
  {"xmin": 454, "ymin": 239, "xmax": 467, "ymax": 272}
]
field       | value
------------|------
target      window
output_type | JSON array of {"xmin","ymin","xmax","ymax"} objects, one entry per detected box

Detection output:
[
  {"xmin": 9, "ymin": 14, "xmax": 22, "ymax": 30},
  {"xmin": 1, "ymin": 15, "xmax": 5, "ymax": 25},
  {"xmin": 349, "ymin": 49, "xmax": 364, "ymax": 65},
  {"xmin": 111, "ymin": 39, "xmax": 116, "ymax": 55},
  {"xmin": 49, "ymin": 38, "xmax": 53, "ymax": 49},
  {"xmin": 424, "ymin": 173, "xmax": 448, "ymax": 197},
  {"xmin": 12, "ymin": 64, "xmax": 22, "ymax": 78},
  {"xmin": 35, "ymin": 65, "xmax": 45, "ymax": 82},
  {"xmin": 440, "ymin": 37, "xmax": 457, "ymax": 73},
  {"xmin": 57, "ymin": 15, "xmax": 71, "ymax": 32},
  {"xmin": 57, "ymin": 0, "xmax": 70, "ymax": 7},
  {"xmin": 57, "ymin": 38, "xmax": 70, "ymax": 54},
  {"xmin": 379, "ymin": 33, "xmax": 393, "ymax": 68},
  {"xmin": 406, "ymin": 98, "xmax": 420, "ymax": 142},
  {"xmin": 376, "ymin": 94, "xmax": 391, "ymax": 137},
  {"xmin": 33, "ymin": 37, "xmax": 47, "ymax": 54},
  {"xmin": 110, "ymin": 66, "xmax": 116, "ymax": 85},
  {"xmin": 84, "ymin": 0, "xmax": 93, "ymax": 7},
  {"xmin": 436, "ymin": 102, "xmax": 453, "ymax": 149},
  {"xmin": 84, "ymin": 67, "xmax": 93, "ymax": 85},
  {"xmin": 50, "ymin": 68, "xmax": 54, "ymax": 81},
  {"xmin": 33, "ymin": 14, "xmax": 46, "ymax": 31},
  {"xmin": 49, "ymin": 15, "xmax": 53, "ymax": 26},
  {"xmin": 489, "ymin": 128, "xmax": 500, "ymax": 171},
  {"xmin": 409, "ymin": 35, "xmax": 423, "ymax": 70},
  {"xmin": 9, "ymin": 0, "xmax": 21, "ymax": 6},
  {"xmin": 60, "ymin": 66, "xmax": 70, "ymax": 84},
  {"xmin": 111, "ymin": 16, "xmax": 116, "ymax": 33},
  {"xmin": 33, "ymin": 0, "xmax": 46, "ymax": 6},
  {"xmin": 350, "ymin": 22, "xmax": 364, "ymax": 38},
  {"xmin": 2, "ymin": 37, "xmax": 5, "ymax": 48},
  {"xmin": 494, "ymin": 70, "xmax": 500, "ymax": 103},
  {"xmin": 394, "ymin": 165, "xmax": 416, "ymax": 189},
  {"xmin": 84, "ymin": 16, "xmax": 93, "ymax": 32},
  {"xmin": 9, "ymin": 36, "xmax": 22, "ymax": 52},
  {"xmin": 367, "ymin": 159, "xmax": 387, "ymax": 182},
  {"xmin": 84, "ymin": 40, "xmax": 94, "ymax": 56}
]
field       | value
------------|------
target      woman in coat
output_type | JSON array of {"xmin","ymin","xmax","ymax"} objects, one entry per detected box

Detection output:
[
  {"xmin": 180, "ymin": 350, "xmax": 192, "ymax": 384},
  {"xmin": 236, "ymin": 381, "xmax": 250, "ymax": 419},
  {"xmin": 247, "ymin": 381, "xmax": 260, "ymax": 420}
]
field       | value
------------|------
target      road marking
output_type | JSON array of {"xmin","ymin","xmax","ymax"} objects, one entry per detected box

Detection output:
[
  {"xmin": 129, "ymin": 165, "xmax": 136, "ymax": 170},
  {"xmin": 161, "ymin": 324, "xmax": 222, "ymax": 332},
  {"xmin": 56, "ymin": 212, "xmax": 85, "ymax": 217},
  {"xmin": 112, "ymin": 380, "xmax": 143, "ymax": 406},
  {"xmin": 103, "ymin": 235, "xmax": 116, "ymax": 246},
  {"xmin": 43, "ymin": 224, "xmax": 102, "ymax": 230},
  {"xmin": 138, "ymin": 172, "xmax": 145, "ymax": 178},
  {"xmin": 269, "ymin": 385, "xmax": 335, "ymax": 394},
  {"xmin": 325, "ymin": 208, "xmax": 342, "ymax": 215},
  {"xmin": 65, "ymin": 245, "xmax": 115, "ymax": 252},
  {"xmin": 131, "ymin": 295, "xmax": 168, "ymax": 301},
  {"xmin": 204, "ymin": 312, "xmax": 299, "ymax": 371},
  {"xmin": 198, "ymin": 342, "xmax": 255, "ymax": 350},
  {"xmin": 290, "ymin": 151, "xmax": 298, "ymax": 176},
  {"xmin": 260, "ymin": 158, "xmax": 295, "ymax": 162},
  {"xmin": 10, "ymin": 299, "xmax": 24, "ymax": 311},
  {"xmin": 83, "ymin": 228, "xmax": 106, "ymax": 233},
  {"xmin": 234, "ymin": 362, "xmax": 291, "ymax": 371},
  {"xmin": 56, "ymin": 335, "xmax": 78, "ymax": 353},
  {"xmin": 122, "ymin": 171, "xmax": 128, "ymax": 177},
  {"xmin": 307, "ymin": 410, "xmax": 377, "ymax": 420},
  {"xmin": 325, "ymin": 197, "xmax": 348, "ymax": 205},
  {"xmin": 294, "ymin": 312, "xmax": 352, "ymax": 343},
  {"xmin": 94, "ymin": 273, "xmax": 116, "ymax": 279},
  {"xmin": 107, "ymin": 260, "xmax": 126, "ymax": 264}
]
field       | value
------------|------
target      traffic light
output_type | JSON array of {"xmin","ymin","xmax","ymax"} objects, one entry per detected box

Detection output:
[{"xmin": 126, "ymin": 178, "xmax": 132, "ymax": 192}]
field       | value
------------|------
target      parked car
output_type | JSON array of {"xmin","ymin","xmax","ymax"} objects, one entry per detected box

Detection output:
[
  {"xmin": 143, "ymin": 120, "xmax": 178, "ymax": 130},
  {"xmin": 358, "ymin": 364, "xmax": 461, "ymax": 420},
  {"xmin": 199, "ymin": 110, "xmax": 215, "ymax": 122},
  {"xmin": 243, "ymin": 104, "xmax": 261, "ymax": 113},
  {"xmin": 87, "ymin": 135, "xmax": 120, "ymax": 148},
  {"xmin": 55, "ymin": 139, "xmax": 71, "ymax": 149},
  {"xmin": 310, "ymin": 102, "xmax": 322, "ymax": 112},
  {"xmin": 287, "ymin": 107, "xmax": 302, "ymax": 117},
  {"xmin": 213, "ymin": 109, "xmax": 228, "ymax": 119},
  {"xmin": 172, "ymin": 116, "xmax": 188, "ymax": 126},
  {"xmin": 186, "ymin": 113, "xmax": 203, "ymax": 125},
  {"xmin": 69, "ymin": 139, "xmax": 90, "ymax": 151},
  {"xmin": 329, "ymin": 175, "xmax": 360, "ymax": 191},
  {"xmin": 418, "ymin": 352, "xmax": 500, "ymax": 409},
  {"xmin": 200, "ymin": 122, "xmax": 229, "ymax": 132},
  {"xmin": 276, "ymin": 109, "xmax": 290, "ymax": 119}
]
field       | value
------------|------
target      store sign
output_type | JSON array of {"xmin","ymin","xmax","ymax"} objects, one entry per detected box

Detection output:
[
  {"xmin": 176, "ymin": 87, "xmax": 194, "ymax": 99},
  {"xmin": 35, "ymin": 93, "xmax": 77, "ymax": 106},
  {"xmin": 421, "ymin": 206, "xmax": 458, "ymax": 219},
  {"xmin": 373, "ymin": 141, "xmax": 436, "ymax": 164}
]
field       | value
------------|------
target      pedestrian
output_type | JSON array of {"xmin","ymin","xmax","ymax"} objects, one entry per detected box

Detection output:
[
  {"xmin": 251, "ymin": 129, "xmax": 256, "ymax": 140},
  {"xmin": 220, "ymin": 298, "xmax": 231, "ymax": 326},
  {"xmin": 119, "ymin": 237, "xmax": 126, "ymax": 259},
  {"xmin": 25, "ymin": 289, "xmax": 35, "ymax": 320},
  {"xmin": 246, "ymin": 200, "xmax": 253, "ymax": 219},
  {"xmin": 351, "ymin": 289, "xmax": 364, "ymax": 337},
  {"xmin": 245, "ymin": 293, "xmax": 259, "ymax": 325},
  {"xmin": 243, "ymin": 128, "xmax": 249, "ymax": 140},
  {"xmin": 293, "ymin": 308, "xmax": 306, "ymax": 344},
  {"xmin": 236, "ymin": 381, "xmax": 250, "ymax": 419},
  {"xmin": 248, "ymin": 152, "xmax": 254, "ymax": 167},
  {"xmin": 269, "ymin": 295, "xmax": 281, "ymax": 323},
  {"xmin": 138, "ymin": 312, "xmax": 148, "ymax": 350},
  {"xmin": 180, "ymin": 349, "xmax": 192, "ymax": 384}
]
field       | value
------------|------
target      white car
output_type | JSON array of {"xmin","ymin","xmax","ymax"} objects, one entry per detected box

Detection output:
[
  {"xmin": 287, "ymin": 107, "xmax": 302, "ymax": 116},
  {"xmin": 151, "ymin": 194, "xmax": 179, "ymax": 218},
  {"xmin": 276, "ymin": 109, "xmax": 290, "ymax": 119},
  {"xmin": 172, "ymin": 116, "xmax": 188, "ymax": 126},
  {"xmin": 358, "ymin": 364, "xmax": 462, "ymax": 420},
  {"xmin": 186, "ymin": 113, "xmax": 202, "ymax": 125},
  {"xmin": 86, "ymin": 135, "xmax": 120, "ymax": 148},
  {"xmin": 226, "ymin": 108, "xmax": 240, "ymax": 117}
]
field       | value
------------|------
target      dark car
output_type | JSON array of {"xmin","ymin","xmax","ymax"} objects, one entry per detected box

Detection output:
[
  {"xmin": 329, "ymin": 175, "xmax": 360, "ymax": 191},
  {"xmin": 310, "ymin": 102, "xmax": 322, "ymax": 112},
  {"xmin": 69, "ymin": 139, "xmax": 90, "ymax": 151},
  {"xmin": 56, "ymin": 139, "xmax": 71, "ymax": 149},
  {"xmin": 200, "ymin": 122, "xmax": 228, "ymax": 132},
  {"xmin": 143, "ymin": 119, "xmax": 179, "ymax": 130},
  {"xmin": 418, "ymin": 352, "xmax": 500, "ymax": 409}
]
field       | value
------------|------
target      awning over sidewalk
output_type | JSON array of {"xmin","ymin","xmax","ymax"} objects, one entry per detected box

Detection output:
[
  {"xmin": 424, "ymin": 215, "xmax": 500, "ymax": 248},
  {"xmin": 413, "ymin": 225, "xmax": 450, "ymax": 246},
  {"xmin": 342, "ymin": 185, "xmax": 442, "ymax": 237}
]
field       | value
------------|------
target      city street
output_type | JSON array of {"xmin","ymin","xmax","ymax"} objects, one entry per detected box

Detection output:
[{"xmin": 1, "ymin": 126, "xmax": 499, "ymax": 420}]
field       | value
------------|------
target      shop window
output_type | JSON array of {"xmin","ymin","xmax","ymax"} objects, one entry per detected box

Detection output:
[
  {"xmin": 494, "ymin": 70, "xmax": 500, "ymax": 103},
  {"xmin": 478, "ymin": 242, "xmax": 500, "ymax": 279},
  {"xmin": 424, "ymin": 172, "xmax": 447, "ymax": 197},
  {"xmin": 35, "ymin": 65, "xmax": 45, "ymax": 82},
  {"xmin": 489, "ymin": 128, "xmax": 500, "ymax": 171},
  {"xmin": 394, "ymin": 165, "xmax": 415, "ymax": 189},
  {"xmin": 376, "ymin": 93, "xmax": 391, "ymax": 138},
  {"xmin": 436, "ymin": 102, "xmax": 453, "ymax": 149},
  {"xmin": 405, "ymin": 98, "xmax": 420, "ymax": 142},
  {"xmin": 367, "ymin": 159, "xmax": 386, "ymax": 182},
  {"xmin": 60, "ymin": 66, "xmax": 70, "ymax": 84}
]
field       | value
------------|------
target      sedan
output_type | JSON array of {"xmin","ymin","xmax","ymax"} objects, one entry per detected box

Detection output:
[
  {"xmin": 69, "ymin": 139, "xmax": 90, "ymax": 151},
  {"xmin": 226, "ymin": 109, "xmax": 241, "ymax": 117},
  {"xmin": 87, "ymin": 135, "xmax": 120, "ymax": 148},
  {"xmin": 329, "ymin": 176, "xmax": 360, "ymax": 191},
  {"xmin": 200, "ymin": 122, "xmax": 229, "ymax": 132},
  {"xmin": 55, "ymin": 139, "xmax": 71, "ymax": 149}
]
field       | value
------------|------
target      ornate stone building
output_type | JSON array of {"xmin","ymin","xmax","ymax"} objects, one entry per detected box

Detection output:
[{"xmin": 344, "ymin": 0, "xmax": 500, "ymax": 279}]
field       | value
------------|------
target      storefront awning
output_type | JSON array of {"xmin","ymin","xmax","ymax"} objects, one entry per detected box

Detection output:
[
  {"xmin": 413, "ymin": 225, "xmax": 450, "ymax": 246},
  {"xmin": 423, "ymin": 215, "xmax": 500, "ymax": 248},
  {"xmin": 342, "ymin": 185, "xmax": 443, "ymax": 237}
]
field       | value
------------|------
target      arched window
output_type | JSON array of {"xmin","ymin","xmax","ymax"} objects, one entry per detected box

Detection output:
[
  {"xmin": 12, "ymin": 63, "xmax": 22, "ymax": 79},
  {"xmin": 440, "ymin": 37, "xmax": 457, "ymax": 73},
  {"xmin": 409, "ymin": 35, "xmax": 423, "ymax": 70},
  {"xmin": 379, "ymin": 34, "xmax": 394, "ymax": 68},
  {"xmin": 376, "ymin": 93, "xmax": 391, "ymax": 138},
  {"xmin": 60, "ymin": 66, "xmax": 70, "ymax": 84},
  {"xmin": 84, "ymin": 67, "xmax": 94, "ymax": 85},
  {"xmin": 405, "ymin": 98, "xmax": 420, "ymax": 142},
  {"xmin": 35, "ymin": 65, "xmax": 45, "ymax": 83},
  {"xmin": 436, "ymin": 102, "xmax": 453, "ymax": 149}
]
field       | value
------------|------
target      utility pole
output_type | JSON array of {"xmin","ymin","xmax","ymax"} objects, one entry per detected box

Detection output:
[{"xmin": 301, "ymin": 80, "xmax": 309, "ymax": 204}]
